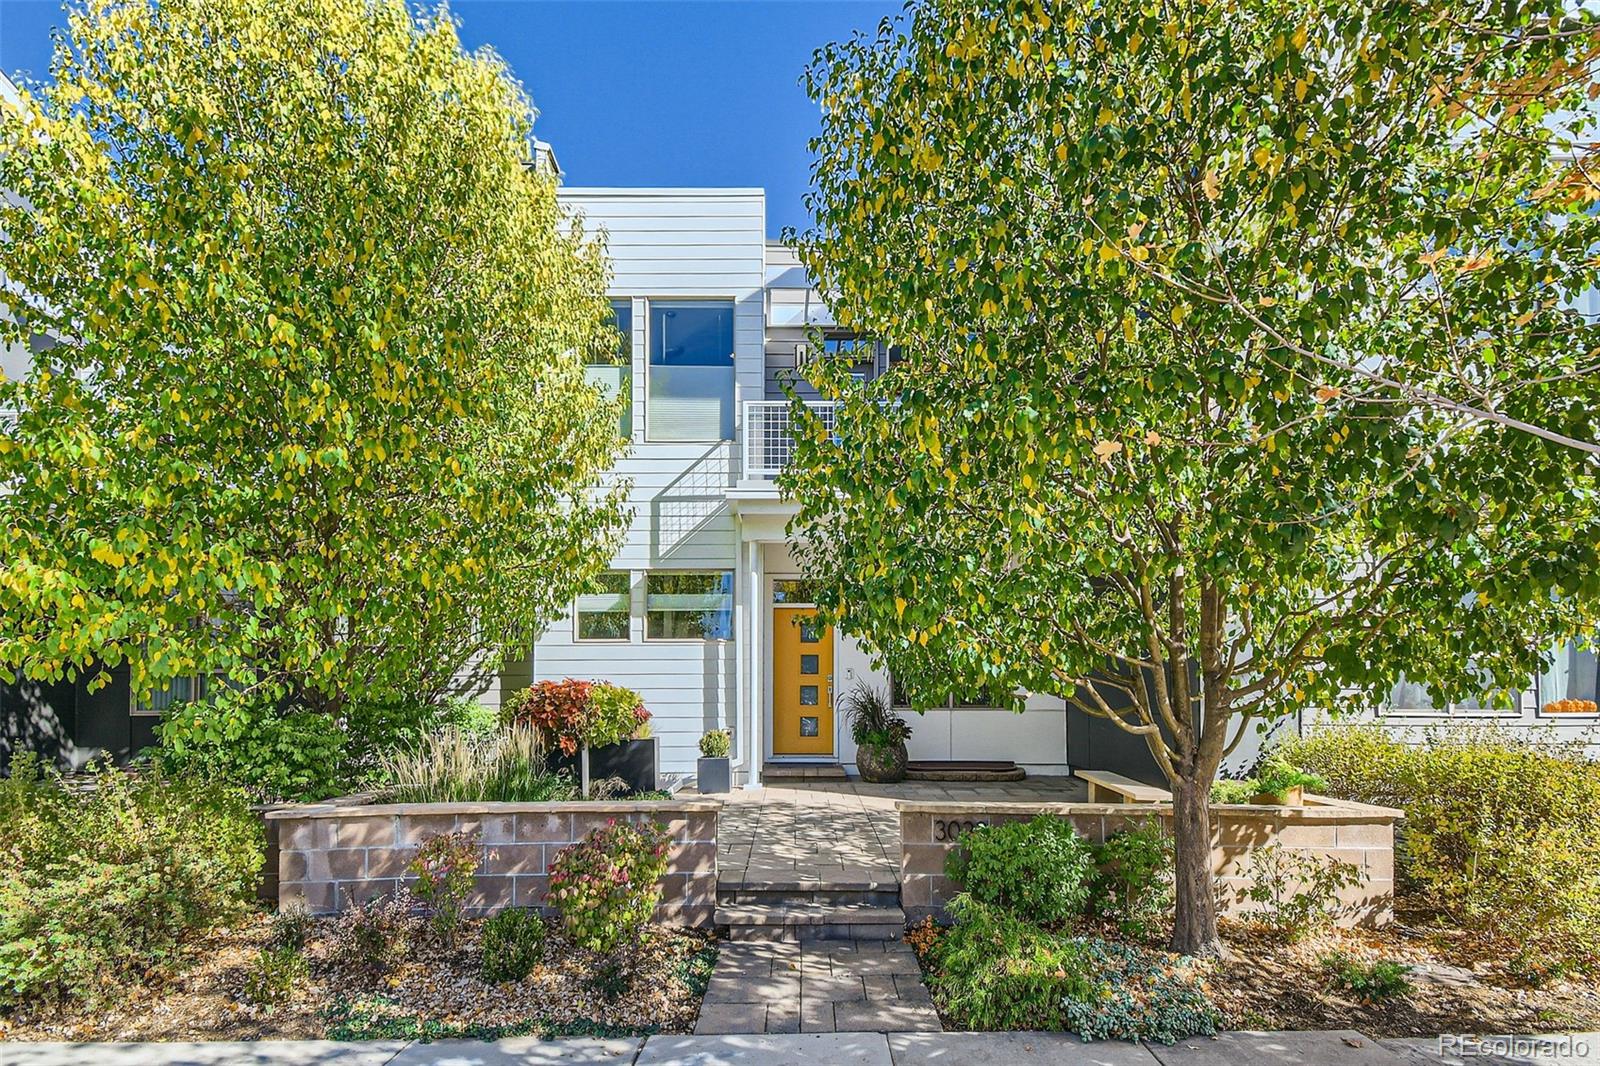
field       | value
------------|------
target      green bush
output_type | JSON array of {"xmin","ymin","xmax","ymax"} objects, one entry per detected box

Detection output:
[
  {"xmin": 1092, "ymin": 820, "xmax": 1174, "ymax": 938},
  {"xmin": 1320, "ymin": 952, "xmax": 1413, "ymax": 1002},
  {"xmin": 548, "ymin": 820, "xmax": 670, "ymax": 953},
  {"xmin": 243, "ymin": 945, "xmax": 307, "ymax": 1007},
  {"xmin": 409, "ymin": 831, "xmax": 480, "ymax": 946},
  {"xmin": 155, "ymin": 698, "xmax": 348, "ymax": 802},
  {"xmin": 930, "ymin": 895, "xmax": 1220, "ymax": 1043},
  {"xmin": 333, "ymin": 894, "xmax": 416, "ymax": 971},
  {"xmin": 945, "ymin": 814, "xmax": 1096, "ymax": 926},
  {"xmin": 1280, "ymin": 724, "xmax": 1600, "ymax": 969},
  {"xmin": 698, "ymin": 729, "xmax": 731, "ymax": 759},
  {"xmin": 481, "ymin": 908, "xmax": 546, "ymax": 982},
  {"xmin": 0, "ymin": 755, "xmax": 263, "ymax": 1007},
  {"xmin": 1209, "ymin": 778, "xmax": 1259, "ymax": 805}
]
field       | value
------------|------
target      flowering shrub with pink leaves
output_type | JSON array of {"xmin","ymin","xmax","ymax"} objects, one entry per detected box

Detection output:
[
  {"xmin": 547, "ymin": 820, "xmax": 670, "ymax": 952},
  {"xmin": 407, "ymin": 830, "xmax": 480, "ymax": 945}
]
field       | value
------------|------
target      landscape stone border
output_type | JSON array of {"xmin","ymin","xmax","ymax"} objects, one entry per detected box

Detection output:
[
  {"xmin": 265, "ymin": 798, "xmax": 721, "ymax": 927},
  {"xmin": 898, "ymin": 796, "xmax": 1401, "ymax": 927}
]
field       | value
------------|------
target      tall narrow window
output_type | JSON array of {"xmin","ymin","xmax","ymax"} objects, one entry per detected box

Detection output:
[
  {"xmin": 133, "ymin": 674, "xmax": 205, "ymax": 716},
  {"xmin": 575, "ymin": 571, "xmax": 631, "ymax": 641},
  {"xmin": 648, "ymin": 300, "xmax": 734, "ymax": 441},
  {"xmin": 586, "ymin": 299, "xmax": 632, "ymax": 438},
  {"xmin": 646, "ymin": 571, "xmax": 733, "ymax": 640}
]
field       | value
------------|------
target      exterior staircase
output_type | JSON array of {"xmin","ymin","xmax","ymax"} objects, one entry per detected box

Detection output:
[{"xmin": 715, "ymin": 878, "xmax": 905, "ymax": 942}]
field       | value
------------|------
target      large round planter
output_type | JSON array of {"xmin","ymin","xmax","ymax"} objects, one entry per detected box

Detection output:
[{"xmin": 856, "ymin": 741, "xmax": 908, "ymax": 784}]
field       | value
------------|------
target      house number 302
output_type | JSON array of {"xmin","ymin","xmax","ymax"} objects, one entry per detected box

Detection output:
[{"xmin": 933, "ymin": 819, "xmax": 986, "ymax": 841}]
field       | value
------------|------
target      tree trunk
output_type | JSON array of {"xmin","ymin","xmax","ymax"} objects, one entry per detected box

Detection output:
[{"xmin": 1169, "ymin": 772, "xmax": 1223, "ymax": 957}]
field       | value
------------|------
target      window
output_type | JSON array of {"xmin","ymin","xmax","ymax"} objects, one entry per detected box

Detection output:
[
  {"xmin": 1385, "ymin": 673, "xmax": 1518, "ymax": 717},
  {"xmin": 647, "ymin": 300, "xmax": 734, "ymax": 441},
  {"xmin": 585, "ymin": 299, "xmax": 633, "ymax": 438},
  {"xmin": 890, "ymin": 675, "xmax": 1000, "ymax": 710},
  {"xmin": 772, "ymin": 579, "xmax": 823, "ymax": 604},
  {"xmin": 575, "ymin": 571, "xmax": 631, "ymax": 641},
  {"xmin": 1540, "ymin": 638, "xmax": 1599, "ymax": 714},
  {"xmin": 132, "ymin": 674, "xmax": 205, "ymax": 716},
  {"xmin": 646, "ymin": 571, "xmax": 733, "ymax": 640}
]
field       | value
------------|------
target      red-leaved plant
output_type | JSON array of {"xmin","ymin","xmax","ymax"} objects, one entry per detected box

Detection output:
[
  {"xmin": 547, "ymin": 819, "xmax": 671, "ymax": 953},
  {"xmin": 506, "ymin": 679, "xmax": 593, "ymax": 756}
]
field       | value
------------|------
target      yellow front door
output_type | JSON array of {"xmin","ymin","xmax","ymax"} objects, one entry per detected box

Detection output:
[{"xmin": 772, "ymin": 606, "xmax": 833, "ymax": 755}]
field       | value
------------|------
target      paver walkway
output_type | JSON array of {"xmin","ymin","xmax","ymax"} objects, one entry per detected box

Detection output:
[
  {"xmin": 694, "ymin": 937, "xmax": 941, "ymax": 1035},
  {"xmin": 714, "ymin": 778, "xmax": 1087, "ymax": 888}
]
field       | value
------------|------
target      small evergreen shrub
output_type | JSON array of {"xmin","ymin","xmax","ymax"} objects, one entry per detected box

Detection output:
[
  {"xmin": 945, "ymin": 813, "xmax": 1095, "ymax": 926},
  {"xmin": 243, "ymin": 944, "xmax": 307, "ymax": 1007},
  {"xmin": 481, "ymin": 908, "xmax": 546, "ymax": 982},
  {"xmin": 1240, "ymin": 844, "xmax": 1365, "ymax": 940},
  {"xmin": 1320, "ymin": 952, "xmax": 1413, "ymax": 1001},
  {"xmin": 1091, "ymin": 819, "xmax": 1175, "ymax": 938},
  {"xmin": 0, "ymin": 755, "xmax": 263, "ymax": 1007},
  {"xmin": 698, "ymin": 729, "xmax": 731, "ymax": 759},
  {"xmin": 408, "ymin": 831, "xmax": 480, "ymax": 946},
  {"xmin": 548, "ymin": 820, "xmax": 671, "ymax": 953}
]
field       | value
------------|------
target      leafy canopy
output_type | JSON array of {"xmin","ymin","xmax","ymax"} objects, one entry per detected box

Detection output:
[
  {"xmin": 0, "ymin": 0, "xmax": 629, "ymax": 716},
  {"xmin": 787, "ymin": 0, "xmax": 1600, "ymax": 771}
]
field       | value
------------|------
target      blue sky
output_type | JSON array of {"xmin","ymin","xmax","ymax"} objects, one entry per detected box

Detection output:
[{"xmin": 0, "ymin": 0, "xmax": 896, "ymax": 236}]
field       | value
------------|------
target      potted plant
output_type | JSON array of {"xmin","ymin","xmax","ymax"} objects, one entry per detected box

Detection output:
[
  {"xmin": 1249, "ymin": 757, "xmax": 1326, "ymax": 806},
  {"xmin": 843, "ymin": 682, "xmax": 912, "ymax": 783},
  {"xmin": 697, "ymin": 728, "xmax": 732, "ymax": 794},
  {"xmin": 506, "ymin": 680, "xmax": 657, "ymax": 795}
]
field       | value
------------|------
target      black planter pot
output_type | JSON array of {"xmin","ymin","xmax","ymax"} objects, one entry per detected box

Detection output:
[
  {"xmin": 696, "ymin": 756, "xmax": 731, "ymax": 794},
  {"xmin": 547, "ymin": 736, "xmax": 660, "ymax": 794}
]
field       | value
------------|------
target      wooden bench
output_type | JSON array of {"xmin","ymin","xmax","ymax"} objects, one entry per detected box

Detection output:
[{"xmin": 1074, "ymin": 769, "xmax": 1171, "ymax": 804}]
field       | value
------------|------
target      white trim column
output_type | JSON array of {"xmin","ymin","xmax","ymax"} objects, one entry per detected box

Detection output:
[{"xmin": 744, "ymin": 538, "xmax": 764, "ymax": 790}]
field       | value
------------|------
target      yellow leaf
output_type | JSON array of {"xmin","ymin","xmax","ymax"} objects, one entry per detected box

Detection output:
[
  {"xmin": 1145, "ymin": 430, "xmax": 1162, "ymax": 446},
  {"xmin": 1093, "ymin": 440, "xmax": 1123, "ymax": 460},
  {"xmin": 895, "ymin": 596, "xmax": 908, "ymax": 620},
  {"xmin": 1201, "ymin": 170, "xmax": 1220, "ymax": 200},
  {"xmin": 1315, "ymin": 385, "xmax": 1342, "ymax": 402},
  {"xmin": 1418, "ymin": 247, "xmax": 1450, "ymax": 266}
]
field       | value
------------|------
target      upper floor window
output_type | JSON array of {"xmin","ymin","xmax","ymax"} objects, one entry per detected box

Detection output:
[
  {"xmin": 585, "ymin": 299, "xmax": 633, "ymax": 438},
  {"xmin": 575, "ymin": 571, "xmax": 632, "ymax": 642},
  {"xmin": 648, "ymin": 300, "xmax": 734, "ymax": 442}
]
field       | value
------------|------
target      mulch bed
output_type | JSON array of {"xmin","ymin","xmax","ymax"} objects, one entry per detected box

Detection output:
[
  {"xmin": 1211, "ymin": 914, "xmax": 1600, "ymax": 1037},
  {"xmin": 0, "ymin": 912, "xmax": 716, "ymax": 1043}
]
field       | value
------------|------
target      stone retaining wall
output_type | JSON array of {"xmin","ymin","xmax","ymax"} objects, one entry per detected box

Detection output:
[
  {"xmin": 265, "ymin": 799, "xmax": 720, "ymax": 928},
  {"xmin": 899, "ymin": 796, "xmax": 1400, "ymax": 927}
]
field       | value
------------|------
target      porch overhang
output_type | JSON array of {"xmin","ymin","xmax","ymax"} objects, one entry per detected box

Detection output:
[{"xmin": 728, "ymin": 488, "xmax": 798, "ymax": 543}]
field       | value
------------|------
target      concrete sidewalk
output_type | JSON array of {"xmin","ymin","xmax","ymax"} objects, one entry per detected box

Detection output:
[{"xmin": 2, "ymin": 1030, "xmax": 1596, "ymax": 1065}]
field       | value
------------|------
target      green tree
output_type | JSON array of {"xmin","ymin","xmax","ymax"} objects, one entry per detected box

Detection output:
[
  {"xmin": 788, "ymin": 0, "xmax": 1600, "ymax": 955},
  {"xmin": 0, "ymin": 0, "xmax": 628, "ymax": 729}
]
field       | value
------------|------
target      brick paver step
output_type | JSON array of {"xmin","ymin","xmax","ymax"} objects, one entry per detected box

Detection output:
[{"xmin": 717, "ymin": 901, "xmax": 908, "ymax": 942}]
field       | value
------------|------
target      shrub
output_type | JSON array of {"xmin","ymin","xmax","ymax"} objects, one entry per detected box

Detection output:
[
  {"xmin": 841, "ymin": 683, "xmax": 911, "ymax": 747},
  {"xmin": 155, "ymin": 698, "xmax": 348, "ymax": 802},
  {"xmin": 586, "ymin": 683, "xmax": 651, "ymax": 747},
  {"xmin": 243, "ymin": 945, "xmax": 307, "ymax": 1007},
  {"xmin": 945, "ymin": 814, "xmax": 1095, "ymax": 926},
  {"xmin": 334, "ymin": 893, "xmax": 417, "ymax": 970},
  {"xmin": 1209, "ymin": 778, "xmax": 1259, "ymax": 805},
  {"xmin": 698, "ymin": 729, "xmax": 731, "ymax": 759},
  {"xmin": 408, "ymin": 832, "xmax": 480, "ymax": 946},
  {"xmin": 1320, "ymin": 952, "xmax": 1413, "ymax": 1002},
  {"xmin": 1092, "ymin": 819, "xmax": 1175, "ymax": 938},
  {"xmin": 930, "ymin": 895, "xmax": 1220, "ymax": 1043},
  {"xmin": 271, "ymin": 899, "xmax": 313, "ymax": 951},
  {"xmin": 929, "ymin": 895, "xmax": 1097, "ymax": 1030},
  {"xmin": 1240, "ymin": 844, "xmax": 1365, "ymax": 940},
  {"xmin": 377, "ymin": 726, "xmax": 577, "ymax": 804},
  {"xmin": 1281, "ymin": 724, "xmax": 1600, "ymax": 969},
  {"xmin": 0, "ymin": 755, "xmax": 263, "ymax": 1007},
  {"xmin": 1206, "ymin": 757, "xmax": 1324, "ymax": 805},
  {"xmin": 481, "ymin": 908, "xmax": 546, "ymax": 982},
  {"xmin": 548, "ymin": 820, "xmax": 671, "ymax": 953}
]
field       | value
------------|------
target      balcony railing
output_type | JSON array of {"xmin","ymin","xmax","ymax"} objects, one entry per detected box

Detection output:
[{"xmin": 743, "ymin": 400, "xmax": 836, "ymax": 479}]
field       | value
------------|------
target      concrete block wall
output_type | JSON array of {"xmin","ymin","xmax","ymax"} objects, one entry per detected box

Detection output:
[
  {"xmin": 266, "ymin": 799, "xmax": 721, "ymax": 928},
  {"xmin": 898, "ymin": 797, "xmax": 1399, "ymax": 928}
]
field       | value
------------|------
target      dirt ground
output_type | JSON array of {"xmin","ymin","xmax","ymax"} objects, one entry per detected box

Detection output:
[{"xmin": 0, "ymin": 911, "xmax": 715, "ymax": 1043}]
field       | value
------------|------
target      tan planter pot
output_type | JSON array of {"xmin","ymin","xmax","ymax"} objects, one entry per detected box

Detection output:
[{"xmin": 1252, "ymin": 785, "xmax": 1304, "ymax": 806}]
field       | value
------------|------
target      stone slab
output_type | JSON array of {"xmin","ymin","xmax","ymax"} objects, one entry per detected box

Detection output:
[
  {"xmin": 890, "ymin": 1032, "xmax": 1161, "ymax": 1065},
  {"xmin": 637, "ymin": 1033, "xmax": 895, "ymax": 1066},
  {"xmin": 1382, "ymin": 1033, "xmax": 1600, "ymax": 1066},
  {"xmin": 1147, "ymin": 1030, "xmax": 1403, "ymax": 1065},
  {"xmin": 388, "ymin": 1037, "xmax": 644, "ymax": 1065},
  {"xmin": 0, "ymin": 1042, "xmax": 411, "ymax": 1066}
]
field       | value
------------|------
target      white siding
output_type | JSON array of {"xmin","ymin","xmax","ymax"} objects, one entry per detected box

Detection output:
[{"xmin": 514, "ymin": 189, "xmax": 767, "ymax": 774}]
